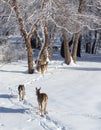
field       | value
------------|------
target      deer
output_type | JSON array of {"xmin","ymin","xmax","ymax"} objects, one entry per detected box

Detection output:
[
  {"xmin": 36, "ymin": 60, "xmax": 48, "ymax": 74},
  {"xmin": 36, "ymin": 87, "xmax": 48, "ymax": 116},
  {"xmin": 40, "ymin": 62, "xmax": 48, "ymax": 74},
  {"xmin": 18, "ymin": 84, "xmax": 25, "ymax": 101}
]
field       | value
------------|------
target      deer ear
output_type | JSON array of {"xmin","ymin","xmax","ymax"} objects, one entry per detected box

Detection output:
[
  {"xmin": 36, "ymin": 87, "xmax": 37, "ymax": 90},
  {"xmin": 39, "ymin": 87, "xmax": 41, "ymax": 90}
]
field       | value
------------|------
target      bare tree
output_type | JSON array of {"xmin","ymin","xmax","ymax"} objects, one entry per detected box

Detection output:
[
  {"xmin": 1, "ymin": 0, "xmax": 48, "ymax": 73},
  {"xmin": 0, "ymin": 1, "xmax": 18, "ymax": 35},
  {"xmin": 48, "ymin": 0, "xmax": 101, "ymax": 63},
  {"xmin": 13, "ymin": 0, "xmax": 47, "ymax": 74},
  {"xmin": 1, "ymin": 0, "xmax": 101, "ymax": 70}
]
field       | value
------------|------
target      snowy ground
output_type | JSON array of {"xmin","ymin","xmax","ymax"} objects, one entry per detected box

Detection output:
[{"xmin": 0, "ymin": 52, "xmax": 101, "ymax": 130}]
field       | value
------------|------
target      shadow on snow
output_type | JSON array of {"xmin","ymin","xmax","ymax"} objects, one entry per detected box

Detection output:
[
  {"xmin": 0, "ymin": 69, "xmax": 28, "ymax": 74},
  {"xmin": 0, "ymin": 107, "xmax": 27, "ymax": 113},
  {"xmin": 0, "ymin": 94, "xmax": 14, "ymax": 99},
  {"xmin": 67, "ymin": 67, "xmax": 101, "ymax": 72}
]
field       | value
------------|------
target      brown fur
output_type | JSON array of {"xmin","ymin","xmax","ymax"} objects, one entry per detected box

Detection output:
[
  {"xmin": 18, "ymin": 85, "xmax": 25, "ymax": 101},
  {"xmin": 36, "ymin": 60, "xmax": 48, "ymax": 74},
  {"xmin": 36, "ymin": 87, "xmax": 48, "ymax": 116}
]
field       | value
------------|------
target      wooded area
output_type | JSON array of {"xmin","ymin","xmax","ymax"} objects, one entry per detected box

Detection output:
[{"xmin": 0, "ymin": 0, "xmax": 101, "ymax": 74}]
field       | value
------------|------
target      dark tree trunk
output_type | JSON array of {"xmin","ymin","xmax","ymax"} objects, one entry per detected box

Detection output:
[
  {"xmin": 92, "ymin": 31, "xmax": 97, "ymax": 54},
  {"xmin": 63, "ymin": 31, "xmax": 71, "ymax": 65},
  {"xmin": 25, "ymin": 38, "xmax": 34, "ymax": 74},
  {"xmin": 60, "ymin": 40, "xmax": 65, "ymax": 58},
  {"xmin": 86, "ymin": 42, "xmax": 91, "ymax": 54},
  {"xmin": 77, "ymin": 35, "xmax": 82, "ymax": 57},
  {"xmin": 60, "ymin": 38, "xmax": 73, "ymax": 58},
  {"xmin": 72, "ymin": 32, "xmax": 80, "ymax": 63}
]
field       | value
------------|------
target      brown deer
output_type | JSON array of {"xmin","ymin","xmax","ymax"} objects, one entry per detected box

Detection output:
[
  {"xmin": 36, "ymin": 87, "xmax": 48, "ymax": 116},
  {"xmin": 18, "ymin": 85, "xmax": 25, "ymax": 101},
  {"xmin": 36, "ymin": 60, "xmax": 48, "ymax": 74},
  {"xmin": 40, "ymin": 62, "xmax": 48, "ymax": 74}
]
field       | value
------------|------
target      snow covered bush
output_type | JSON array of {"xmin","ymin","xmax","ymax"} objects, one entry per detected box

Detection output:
[{"xmin": 0, "ymin": 37, "xmax": 27, "ymax": 63}]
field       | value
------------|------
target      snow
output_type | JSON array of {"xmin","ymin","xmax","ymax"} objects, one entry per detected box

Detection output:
[{"xmin": 0, "ymin": 53, "xmax": 101, "ymax": 130}]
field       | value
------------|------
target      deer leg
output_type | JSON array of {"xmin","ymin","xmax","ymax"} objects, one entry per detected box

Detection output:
[
  {"xmin": 19, "ymin": 92, "xmax": 22, "ymax": 101},
  {"xmin": 22, "ymin": 91, "xmax": 25, "ymax": 100},
  {"xmin": 38, "ymin": 103, "xmax": 41, "ymax": 113},
  {"xmin": 44, "ymin": 102, "xmax": 47, "ymax": 114},
  {"xmin": 40, "ymin": 103, "xmax": 43, "ymax": 116}
]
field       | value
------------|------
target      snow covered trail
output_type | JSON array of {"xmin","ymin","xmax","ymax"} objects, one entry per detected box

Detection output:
[
  {"xmin": 0, "ymin": 60, "xmax": 67, "ymax": 130},
  {"xmin": 0, "ymin": 54, "xmax": 101, "ymax": 130},
  {"xmin": 8, "ymin": 86, "xmax": 67, "ymax": 130},
  {"xmin": 0, "ymin": 61, "xmax": 60, "ymax": 130}
]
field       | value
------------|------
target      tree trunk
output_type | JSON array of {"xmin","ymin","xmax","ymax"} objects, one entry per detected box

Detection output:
[
  {"xmin": 25, "ymin": 37, "xmax": 34, "ymax": 74},
  {"xmin": 77, "ymin": 35, "xmax": 81, "ymax": 57},
  {"xmin": 12, "ymin": 0, "xmax": 34, "ymax": 74},
  {"xmin": 63, "ymin": 31, "xmax": 71, "ymax": 65},
  {"xmin": 39, "ymin": 23, "xmax": 49, "ymax": 63},
  {"xmin": 36, "ymin": 23, "xmax": 49, "ymax": 73},
  {"xmin": 48, "ymin": 39, "xmax": 54, "ymax": 60},
  {"xmin": 12, "ymin": 0, "xmax": 42, "ymax": 74},
  {"xmin": 60, "ymin": 40, "xmax": 65, "ymax": 58},
  {"xmin": 48, "ymin": 26, "xmax": 56, "ymax": 60},
  {"xmin": 34, "ymin": 30, "xmax": 43, "ymax": 48},
  {"xmin": 72, "ymin": 0, "xmax": 84, "ymax": 63},
  {"xmin": 72, "ymin": 32, "xmax": 80, "ymax": 63},
  {"xmin": 92, "ymin": 30, "xmax": 97, "ymax": 54}
]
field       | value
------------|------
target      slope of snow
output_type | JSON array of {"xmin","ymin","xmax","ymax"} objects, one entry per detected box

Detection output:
[{"xmin": 0, "ymin": 53, "xmax": 101, "ymax": 130}]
